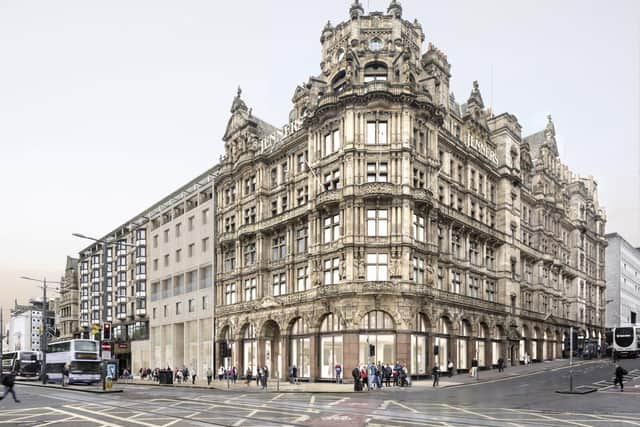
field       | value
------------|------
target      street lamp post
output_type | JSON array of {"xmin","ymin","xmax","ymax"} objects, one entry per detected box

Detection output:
[{"xmin": 19, "ymin": 276, "xmax": 62, "ymax": 384}]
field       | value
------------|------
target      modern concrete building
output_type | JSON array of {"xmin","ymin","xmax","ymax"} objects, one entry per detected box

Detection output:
[
  {"xmin": 53, "ymin": 256, "xmax": 80, "ymax": 340},
  {"xmin": 145, "ymin": 169, "xmax": 216, "ymax": 374},
  {"xmin": 211, "ymin": 1, "xmax": 607, "ymax": 380},
  {"xmin": 8, "ymin": 299, "xmax": 54, "ymax": 352},
  {"xmin": 605, "ymin": 233, "xmax": 640, "ymax": 327}
]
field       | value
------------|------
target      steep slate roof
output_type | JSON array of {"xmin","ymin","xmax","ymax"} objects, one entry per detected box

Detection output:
[{"xmin": 523, "ymin": 130, "xmax": 546, "ymax": 160}]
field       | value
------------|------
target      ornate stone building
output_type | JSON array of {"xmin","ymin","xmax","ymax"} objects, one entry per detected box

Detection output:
[
  {"xmin": 212, "ymin": 1, "xmax": 606, "ymax": 380},
  {"xmin": 54, "ymin": 256, "xmax": 80, "ymax": 340}
]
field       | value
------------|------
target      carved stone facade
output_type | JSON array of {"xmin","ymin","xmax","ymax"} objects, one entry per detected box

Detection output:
[{"xmin": 213, "ymin": 1, "xmax": 606, "ymax": 380}]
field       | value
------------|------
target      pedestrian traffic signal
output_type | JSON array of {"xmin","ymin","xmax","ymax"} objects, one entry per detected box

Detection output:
[
  {"xmin": 434, "ymin": 345, "xmax": 439, "ymax": 355},
  {"xmin": 103, "ymin": 323, "xmax": 111, "ymax": 340},
  {"xmin": 369, "ymin": 344, "xmax": 375, "ymax": 357}
]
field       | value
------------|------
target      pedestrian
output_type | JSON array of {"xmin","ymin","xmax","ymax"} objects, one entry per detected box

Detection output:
[
  {"xmin": 191, "ymin": 367, "xmax": 197, "ymax": 384},
  {"xmin": 218, "ymin": 366, "xmax": 224, "ymax": 381},
  {"xmin": 615, "ymin": 364, "xmax": 628, "ymax": 391},
  {"xmin": 335, "ymin": 363, "xmax": 342, "ymax": 384},
  {"xmin": 497, "ymin": 357, "xmax": 504, "ymax": 373},
  {"xmin": 432, "ymin": 365, "xmax": 439, "ymax": 387},
  {"xmin": 256, "ymin": 367, "xmax": 262, "ymax": 387},
  {"xmin": 447, "ymin": 360, "xmax": 454, "ymax": 377},
  {"xmin": 471, "ymin": 358, "xmax": 478, "ymax": 379},
  {"xmin": 292, "ymin": 365, "xmax": 298, "ymax": 384},
  {"xmin": 352, "ymin": 365, "xmax": 361, "ymax": 392},
  {"xmin": 262, "ymin": 366, "xmax": 269, "ymax": 389},
  {"xmin": 360, "ymin": 366, "xmax": 369, "ymax": 391},
  {"xmin": 232, "ymin": 366, "xmax": 237, "ymax": 384},
  {"xmin": 62, "ymin": 363, "xmax": 70, "ymax": 387},
  {"xmin": 206, "ymin": 367, "xmax": 213, "ymax": 385},
  {"xmin": 0, "ymin": 373, "xmax": 19, "ymax": 403},
  {"xmin": 245, "ymin": 367, "xmax": 252, "ymax": 386},
  {"xmin": 384, "ymin": 364, "xmax": 392, "ymax": 387}
]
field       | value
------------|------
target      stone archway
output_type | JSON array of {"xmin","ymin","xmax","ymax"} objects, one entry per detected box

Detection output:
[{"xmin": 260, "ymin": 319, "xmax": 282, "ymax": 378}]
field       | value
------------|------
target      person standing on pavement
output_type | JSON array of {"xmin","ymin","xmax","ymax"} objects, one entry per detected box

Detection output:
[
  {"xmin": 335, "ymin": 363, "xmax": 342, "ymax": 384},
  {"xmin": 447, "ymin": 360, "xmax": 454, "ymax": 377},
  {"xmin": 615, "ymin": 364, "xmax": 628, "ymax": 391},
  {"xmin": 432, "ymin": 365, "xmax": 440, "ymax": 387},
  {"xmin": 62, "ymin": 363, "xmax": 70, "ymax": 387},
  {"xmin": 292, "ymin": 365, "xmax": 298, "ymax": 384},
  {"xmin": 471, "ymin": 358, "xmax": 479, "ymax": 378},
  {"xmin": 497, "ymin": 357, "xmax": 504, "ymax": 373},
  {"xmin": 352, "ymin": 365, "xmax": 361, "ymax": 391},
  {"xmin": 191, "ymin": 367, "xmax": 197, "ymax": 384},
  {"xmin": 0, "ymin": 373, "xmax": 19, "ymax": 403},
  {"xmin": 206, "ymin": 367, "xmax": 213, "ymax": 385}
]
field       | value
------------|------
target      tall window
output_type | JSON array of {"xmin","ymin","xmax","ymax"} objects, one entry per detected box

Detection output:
[
  {"xmin": 296, "ymin": 186, "xmax": 308, "ymax": 206},
  {"xmin": 224, "ymin": 248, "xmax": 235, "ymax": 272},
  {"xmin": 244, "ymin": 278, "xmax": 257, "ymax": 301},
  {"xmin": 244, "ymin": 242, "xmax": 256, "ymax": 266},
  {"xmin": 367, "ymin": 209, "xmax": 388, "ymax": 236},
  {"xmin": 225, "ymin": 283, "xmax": 236, "ymax": 304},
  {"xmin": 296, "ymin": 226, "xmax": 308, "ymax": 253},
  {"xmin": 486, "ymin": 248, "xmax": 495, "ymax": 269},
  {"xmin": 469, "ymin": 241, "xmax": 479, "ymax": 264},
  {"xmin": 324, "ymin": 170, "xmax": 340, "ymax": 190},
  {"xmin": 366, "ymin": 121, "xmax": 388, "ymax": 145},
  {"xmin": 412, "ymin": 256, "xmax": 425, "ymax": 284},
  {"xmin": 324, "ymin": 258, "xmax": 340, "ymax": 285},
  {"xmin": 469, "ymin": 276, "xmax": 479, "ymax": 298},
  {"xmin": 224, "ymin": 216, "xmax": 235, "ymax": 233},
  {"xmin": 366, "ymin": 253, "xmax": 388, "ymax": 281},
  {"xmin": 327, "ymin": 129, "xmax": 341, "ymax": 157},
  {"xmin": 244, "ymin": 206, "xmax": 256, "ymax": 224},
  {"xmin": 272, "ymin": 273, "xmax": 286, "ymax": 296},
  {"xmin": 244, "ymin": 175, "xmax": 256, "ymax": 195},
  {"xmin": 451, "ymin": 271, "xmax": 461, "ymax": 294},
  {"xmin": 437, "ymin": 267, "xmax": 443, "ymax": 289},
  {"xmin": 272, "ymin": 234, "xmax": 286, "ymax": 260},
  {"xmin": 323, "ymin": 214, "xmax": 340, "ymax": 243},
  {"xmin": 297, "ymin": 266, "xmax": 309, "ymax": 291},
  {"xmin": 363, "ymin": 62, "xmax": 388, "ymax": 82},
  {"xmin": 366, "ymin": 162, "xmax": 388, "ymax": 182},
  {"xmin": 297, "ymin": 152, "xmax": 307, "ymax": 173},
  {"xmin": 413, "ymin": 168, "xmax": 425, "ymax": 188},
  {"xmin": 451, "ymin": 233, "xmax": 461, "ymax": 258},
  {"xmin": 412, "ymin": 213, "xmax": 425, "ymax": 242}
]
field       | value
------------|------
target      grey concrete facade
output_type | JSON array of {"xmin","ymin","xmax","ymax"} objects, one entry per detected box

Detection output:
[{"xmin": 605, "ymin": 233, "xmax": 640, "ymax": 327}]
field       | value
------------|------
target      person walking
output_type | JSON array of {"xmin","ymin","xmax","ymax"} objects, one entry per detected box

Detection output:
[
  {"xmin": 471, "ymin": 358, "xmax": 479, "ymax": 379},
  {"xmin": 335, "ymin": 363, "xmax": 342, "ymax": 384},
  {"xmin": 497, "ymin": 357, "xmax": 504, "ymax": 373},
  {"xmin": 292, "ymin": 365, "xmax": 298, "ymax": 384},
  {"xmin": 432, "ymin": 365, "xmax": 440, "ymax": 387},
  {"xmin": 360, "ymin": 366, "xmax": 369, "ymax": 391},
  {"xmin": 262, "ymin": 366, "xmax": 269, "ymax": 390},
  {"xmin": 447, "ymin": 360, "xmax": 454, "ymax": 377},
  {"xmin": 62, "ymin": 363, "xmax": 70, "ymax": 387},
  {"xmin": 206, "ymin": 367, "xmax": 213, "ymax": 385},
  {"xmin": 191, "ymin": 367, "xmax": 197, "ymax": 384},
  {"xmin": 0, "ymin": 373, "xmax": 19, "ymax": 403},
  {"xmin": 615, "ymin": 364, "xmax": 628, "ymax": 391}
]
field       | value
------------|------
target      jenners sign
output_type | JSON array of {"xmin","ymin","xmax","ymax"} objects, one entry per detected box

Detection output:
[
  {"xmin": 260, "ymin": 117, "xmax": 305, "ymax": 153},
  {"xmin": 465, "ymin": 135, "xmax": 498, "ymax": 165}
]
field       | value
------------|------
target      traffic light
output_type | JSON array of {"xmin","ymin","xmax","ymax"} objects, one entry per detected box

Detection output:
[
  {"xmin": 369, "ymin": 344, "xmax": 376, "ymax": 357},
  {"xmin": 91, "ymin": 324, "xmax": 100, "ymax": 336},
  {"xmin": 434, "ymin": 345, "xmax": 439, "ymax": 355},
  {"xmin": 103, "ymin": 323, "xmax": 111, "ymax": 340}
]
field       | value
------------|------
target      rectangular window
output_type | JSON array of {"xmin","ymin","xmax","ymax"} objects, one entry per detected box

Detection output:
[
  {"xmin": 324, "ymin": 170, "xmax": 340, "ymax": 191},
  {"xmin": 188, "ymin": 243, "xmax": 194, "ymax": 258},
  {"xmin": 245, "ymin": 175, "xmax": 256, "ymax": 195},
  {"xmin": 366, "ymin": 121, "xmax": 388, "ymax": 145},
  {"xmin": 412, "ymin": 213, "xmax": 425, "ymax": 242},
  {"xmin": 188, "ymin": 216, "xmax": 194, "ymax": 231},
  {"xmin": 272, "ymin": 273, "xmax": 286, "ymax": 296},
  {"xmin": 324, "ymin": 129, "xmax": 341, "ymax": 156},
  {"xmin": 367, "ymin": 209, "xmax": 388, "ymax": 236},
  {"xmin": 323, "ymin": 214, "xmax": 340, "ymax": 243},
  {"xmin": 164, "ymin": 229, "xmax": 169, "ymax": 243},
  {"xmin": 163, "ymin": 305, "xmax": 167, "ymax": 317},
  {"xmin": 412, "ymin": 256, "xmax": 425, "ymax": 285},
  {"xmin": 202, "ymin": 296, "xmax": 208, "ymax": 310},
  {"xmin": 486, "ymin": 281, "xmax": 495, "ymax": 302},
  {"xmin": 202, "ymin": 237, "xmax": 209, "ymax": 253},
  {"xmin": 413, "ymin": 168, "xmax": 425, "ymax": 188},
  {"xmin": 282, "ymin": 161, "xmax": 289, "ymax": 183},
  {"xmin": 244, "ymin": 278, "xmax": 257, "ymax": 301},
  {"xmin": 244, "ymin": 207, "xmax": 256, "ymax": 224},
  {"xmin": 244, "ymin": 242, "xmax": 256, "ymax": 266},
  {"xmin": 224, "ymin": 216, "xmax": 236, "ymax": 233},
  {"xmin": 469, "ymin": 276, "xmax": 479, "ymax": 298},
  {"xmin": 225, "ymin": 283, "xmax": 236, "ymax": 305},
  {"xmin": 366, "ymin": 253, "xmax": 388, "ymax": 281},
  {"xmin": 296, "ymin": 226, "xmax": 308, "ymax": 254},
  {"xmin": 272, "ymin": 234, "xmax": 286, "ymax": 260},
  {"xmin": 152, "ymin": 307, "xmax": 157, "ymax": 319},
  {"xmin": 271, "ymin": 168, "xmax": 278, "ymax": 188},
  {"xmin": 297, "ymin": 186, "xmax": 308, "ymax": 206},
  {"xmin": 202, "ymin": 208, "xmax": 209, "ymax": 225},
  {"xmin": 451, "ymin": 271, "xmax": 461, "ymax": 294},
  {"xmin": 175, "ymin": 249, "xmax": 181, "ymax": 263},
  {"xmin": 164, "ymin": 254, "xmax": 169, "ymax": 267},
  {"xmin": 297, "ymin": 152, "xmax": 307, "ymax": 173},
  {"xmin": 153, "ymin": 235, "xmax": 159, "ymax": 248},
  {"xmin": 297, "ymin": 266, "xmax": 309, "ymax": 292},
  {"xmin": 188, "ymin": 299, "xmax": 194, "ymax": 313},
  {"xmin": 324, "ymin": 258, "xmax": 340, "ymax": 285},
  {"xmin": 366, "ymin": 162, "xmax": 388, "ymax": 183},
  {"xmin": 224, "ymin": 248, "xmax": 236, "ymax": 272},
  {"xmin": 175, "ymin": 301, "xmax": 182, "ymax": 315},
  {"xmin": 451, "ymin": 233, "xmax": 461, "ymax": 258}
]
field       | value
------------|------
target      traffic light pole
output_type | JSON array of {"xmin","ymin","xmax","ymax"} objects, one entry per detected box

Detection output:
[
  {"xmin": 42, "ymin": 278, "xmax": 48, "ymax": 384},
  {"xmin": 569, "ymin": 326, "xmax": 574, "ymax": 393}
]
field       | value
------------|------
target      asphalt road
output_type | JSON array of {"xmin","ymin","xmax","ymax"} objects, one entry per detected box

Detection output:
[{"xmin": 0, "ymin": 357, "xmax": 638, "ymax": 426}]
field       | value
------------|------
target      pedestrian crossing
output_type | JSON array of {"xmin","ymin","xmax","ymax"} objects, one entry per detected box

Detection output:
[{"xmin": 576, "ymin": 368, "xmax": 640, "ymax": 390}]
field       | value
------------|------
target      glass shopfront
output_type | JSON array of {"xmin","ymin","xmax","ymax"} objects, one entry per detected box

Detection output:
[
  {"xmin": 242, "ymin": 324, "xmax": 257, "ymax": 372},
  {"xmin": 289, "ymin": 318, "xmax": 311, "ymax": 377},
  {"xmin": 320, "ymin": 314, "xmax": 343, "ymax": 379},
  {"xmin": 435, "ymin": 317, "xmax": 451, "ymax": 367},
  {"xmin": 410, "ymin": 313, "xmax": 429, "ymax": 375},
  {"xmin": 457, "ymin": 320, "xmax": 470, "ymax": 370},
  {"xmin": 359, "ymin": 311, "xmax": 395, "ymax": 365}
]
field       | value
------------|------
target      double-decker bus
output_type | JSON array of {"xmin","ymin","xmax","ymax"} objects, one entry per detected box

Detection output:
[
  {"xmin": 1, "ymin": 351, "xmax": 41, "ymax": 378},
  {"xmin": 46, "ymin": 339, "xmax": 101, "ymax": 384},
  {"xmin": 612, "ymin": 326, "xmax": 640, "ymax": 358}
]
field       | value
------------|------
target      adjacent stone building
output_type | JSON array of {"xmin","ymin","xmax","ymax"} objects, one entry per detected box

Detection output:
[
  {"xmin": 53, "ymin": 256, "xmax": 80, "ymax": 340},
  {"xmin": 212, "ymin": 1, "xmax": 607, "ymax": 380}
]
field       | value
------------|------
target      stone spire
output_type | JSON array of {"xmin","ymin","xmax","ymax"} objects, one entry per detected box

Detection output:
[
  {"xmin": 387, "ymin": 0, "xmax": 402, "ymax": 18},
  {"xmin": 349, "ymin": 0, "xmax": 364, "ymax": 19},
  {"xmin": 230, "ymin": 86, "xmax": 248, "ymax": 113},
  {"xmin": 467, "ymin": 80, "xmax": 485, "ymax": 109}
]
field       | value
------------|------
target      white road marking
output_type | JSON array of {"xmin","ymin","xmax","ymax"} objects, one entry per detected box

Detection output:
[
  {"xmin": 46, "ymin": 407, "xmax": 122, "ymax": 427},
  {"xmin": 233, "ymin": 409, "xmax": 257, "ymax": 426},
  {"xmin": 503, "ymin": 408, "xmax": 592, "ymax": 427},
  {"xmin": 306, "ymin": 395, "xmax": 315, "ymax": 413},
  {"xmin": 64, "ymin": 404, "xmax": 157, "ymax": 427},
  {"xmin": 328, "ymin": 397, "xmax": 349, "ymax": 406}
]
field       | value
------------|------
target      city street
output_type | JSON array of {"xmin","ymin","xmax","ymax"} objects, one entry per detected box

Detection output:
[{"xmin": 1, "ymin": 358, "xmax": 638, "ymax": 426}]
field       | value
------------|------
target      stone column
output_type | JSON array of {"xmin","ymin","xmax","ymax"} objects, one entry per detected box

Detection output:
[
  {"xmin": 396, "ymin": 332, "xmax": 411, "ymax": 371},
  {"xmin": 343, "ymin": 332, "xmax": 359, "ymax": 373}
]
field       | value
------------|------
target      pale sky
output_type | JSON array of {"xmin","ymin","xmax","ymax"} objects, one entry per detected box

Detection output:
[{"xmin": 1, "ymin": 0, "xmax": 639, "ymax": 317}]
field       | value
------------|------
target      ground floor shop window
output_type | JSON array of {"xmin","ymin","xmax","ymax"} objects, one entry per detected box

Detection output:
[
  {"xmin": 320, "ymin": 335, "xmax": 343, "ymax": 379},
  {"xmin": 410, "ymin": 334, "xmax": 426, "ymax": 374},
  {"xmin": 359, "ymin": 334, "xmax": 395, "ymax": 365},
  {"xmin": 243, "ymin": 324, "xmax": 257, "ymax": 372},
  {"xmin": 476, "ymin": 340, "xmax": 486, "ymax": 367},
  {"xmin": 457, "ymin": 338, "xmax": 468, "ymax": 370},
  {"xmin": 290, "ymin": 318, "xmax": 311, "ymax": 377},
  {"xmin": 434, "ymin": 336, "xmax": 449, "ymax": 367}
]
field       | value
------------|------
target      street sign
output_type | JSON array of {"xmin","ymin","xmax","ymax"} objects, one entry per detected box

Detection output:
[{"xmin": 102, "ymin": 341, "xmax": 111, "ymax": 351}]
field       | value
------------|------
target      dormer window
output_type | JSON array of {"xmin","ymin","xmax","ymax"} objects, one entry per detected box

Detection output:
[
  {"xmin": 364, "ymin": 62, "xmax": 388, "ymax": 82},
  {"xmin": 336, "ymin": 48, "xmax": 345, "ymax": 63}
]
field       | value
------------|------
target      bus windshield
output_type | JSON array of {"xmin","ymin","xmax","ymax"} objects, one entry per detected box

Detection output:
[
  {"xmin": 74, "ymin": 341, "xmax": 98, "ymax": 352},
  {"xmin": 20, "ymin": 352, "xmax": 36, "ymax": 362}
]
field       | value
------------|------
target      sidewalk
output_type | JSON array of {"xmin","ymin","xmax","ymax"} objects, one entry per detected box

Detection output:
[{"xmin": 121, "ymin": 358, "xmax": 600, "ymax": 393}]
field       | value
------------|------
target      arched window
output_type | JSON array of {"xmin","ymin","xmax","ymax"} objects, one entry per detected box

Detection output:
[
  {"xmin": 458, "ymin": 320, "xmax": 471, "ymax": 370},
  {"xmin": 360, "ymin": 310, "xmax": 394, "ymax": 329},
  {"xmin": 320, "ymin": 313, "xmax": 342, "ymax": 332},
  {"xmin": 415, "ymin": 313, "xmax": 429, "ymax": 332},
  {"xmin": 332, "ymin": 71, "xmax": 347, "ymax": 93},
  {"xmin": 411, "ymin": 313, "xmax": 429, "ymax": 375},
  {"xmin": 336, "ymin": 48, "xmax": 345, "ymax": 63},
  {"xmin": 242, "ymin": 323, "xmax": 257, "ymax": 372},
  {"xmin": 290, "ymin": 318, "xmax": 308, "ymax": 336},
  {"xmin": 243, "ymin": 324, "xmax": 256, "ymax": 339},
  {"xmin": 364, "ymin": 62, "xmax": 388, "ymax": 82}
]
